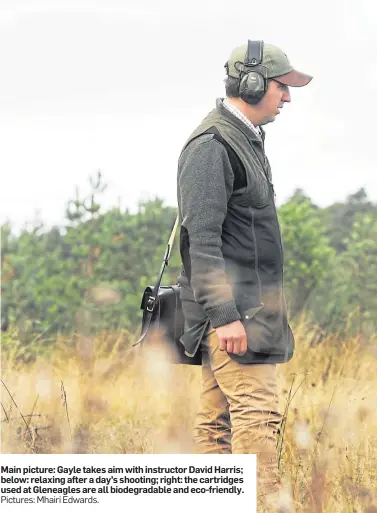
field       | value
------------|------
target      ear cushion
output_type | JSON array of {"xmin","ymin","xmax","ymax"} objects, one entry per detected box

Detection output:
[{"xmin": 239, "ymin": 72, "xmax": 266, "ymax": 105}]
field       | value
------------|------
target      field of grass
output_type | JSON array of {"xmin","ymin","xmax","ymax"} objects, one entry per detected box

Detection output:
[{"xmin": 1, "ymin": 317, "xmax": 377, "ymax": 512}]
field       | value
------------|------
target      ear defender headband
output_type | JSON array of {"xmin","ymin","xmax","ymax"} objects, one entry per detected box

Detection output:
[{"xmin": 237, "ymin": 40, "xmax": 267, "ymax": 105}]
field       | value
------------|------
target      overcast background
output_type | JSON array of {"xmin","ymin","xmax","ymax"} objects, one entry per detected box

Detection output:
[{"xmin": 1, "ymin": 0, "xmax": 376, "ymax": 232}]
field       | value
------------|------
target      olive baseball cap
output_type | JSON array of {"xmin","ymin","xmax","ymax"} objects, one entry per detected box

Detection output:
[{"xmin": 226, "ymin": 41, "xmax": 313, "ymax": 87}]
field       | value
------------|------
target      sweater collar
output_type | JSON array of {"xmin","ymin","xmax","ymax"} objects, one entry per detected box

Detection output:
[
  {"xmin": 216, "ymin": 98, "xmax": 266, "ymax": 144},
  {"xmin": 223, "ymin": 98, "xmax": 261, "ymax": 138}
]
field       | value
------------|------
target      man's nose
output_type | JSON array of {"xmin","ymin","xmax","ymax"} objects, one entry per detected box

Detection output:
[{"xmin": 283, "ymin": 89, "xmax": 291, "ymax": 103}]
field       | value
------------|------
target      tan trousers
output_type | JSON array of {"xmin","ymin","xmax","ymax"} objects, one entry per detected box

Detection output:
[{"xmin": 193, "ymin": 328, "xmax": 283, "ymax": 512}]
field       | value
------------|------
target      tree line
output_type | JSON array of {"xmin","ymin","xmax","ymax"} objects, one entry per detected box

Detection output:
[{"xmin": 2, "ymin": 171, "xmax": 377, "ymax": 353}]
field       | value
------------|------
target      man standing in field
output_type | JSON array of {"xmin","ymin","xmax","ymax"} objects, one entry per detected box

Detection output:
[{"xmin": 176, "ymin": 40, "xmax": 312, "ymax": 511}]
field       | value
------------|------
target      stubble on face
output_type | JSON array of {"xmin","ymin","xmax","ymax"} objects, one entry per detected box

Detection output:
[{"xmin": 257, "ymin": 80, "xmax": 288, "ymax": 126}]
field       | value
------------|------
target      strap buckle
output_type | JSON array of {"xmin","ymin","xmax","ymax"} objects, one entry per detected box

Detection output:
[{"xmin": 146, "ymin": 296, "xmax": 156, "ymax": 313}]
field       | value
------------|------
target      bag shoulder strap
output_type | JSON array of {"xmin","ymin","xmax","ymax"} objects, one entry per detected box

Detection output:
[{"xmin": 133, "ymin": 214, "xmax": 179, "ymax": 347}]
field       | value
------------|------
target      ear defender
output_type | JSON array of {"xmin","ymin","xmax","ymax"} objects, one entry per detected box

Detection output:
[
  {"xmin": 238, "ymin": 40, "xmax": 267, "ymax": 105},
  {"xmin": 239, "ymin": 71, "xmax": 266, "ymax": 105}
]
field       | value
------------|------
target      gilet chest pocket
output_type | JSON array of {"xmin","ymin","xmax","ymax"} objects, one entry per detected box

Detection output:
[{"xmin": 248, "ymin": 177, "xmax": 269, "ymax": 208}]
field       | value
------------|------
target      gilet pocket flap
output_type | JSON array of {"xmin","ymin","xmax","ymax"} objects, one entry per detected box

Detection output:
[{"xmin": 242, "ymin": 303, "xmax": 264, "ymax": 321}]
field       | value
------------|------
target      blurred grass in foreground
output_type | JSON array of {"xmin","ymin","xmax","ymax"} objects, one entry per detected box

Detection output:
[{"xmin": 1, "ymin": 315, "xmax": 377, "ymax": 513}]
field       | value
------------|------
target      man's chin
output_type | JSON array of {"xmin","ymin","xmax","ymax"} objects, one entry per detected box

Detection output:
[{"xmin": 260, "ymin": 115, "xmax": 277, "ymax": 126}]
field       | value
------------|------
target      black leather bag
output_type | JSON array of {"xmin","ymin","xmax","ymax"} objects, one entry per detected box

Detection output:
[{"xmin": 133, "ymin": 216, "xmax": 202, "ymax": 366}]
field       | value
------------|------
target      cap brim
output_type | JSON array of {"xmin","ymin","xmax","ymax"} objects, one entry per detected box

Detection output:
[{"xmin": 274, "ymin": 69, "xmax": 313, "ymax": 87}]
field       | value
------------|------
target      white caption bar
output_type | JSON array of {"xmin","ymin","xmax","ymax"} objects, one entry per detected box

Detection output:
[{"xmin": 1, "ymin": 454, "xmax": 256, "ymax": 512}]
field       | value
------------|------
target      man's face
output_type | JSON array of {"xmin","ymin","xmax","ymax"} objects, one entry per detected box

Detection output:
[{"xmin": 256, "ymin": 79, "xmax": 291, "ymax": 125}]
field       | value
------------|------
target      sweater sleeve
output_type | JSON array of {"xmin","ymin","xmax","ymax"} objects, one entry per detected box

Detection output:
[{"xmin": 177, "ymin": 134, "xmax": 241, "ymax": 328}]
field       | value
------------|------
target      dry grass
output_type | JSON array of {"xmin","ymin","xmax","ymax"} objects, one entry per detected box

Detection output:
[{"xmin": 1, "ymin": 318, "xmax": 377, "ymax": 512}]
